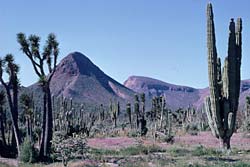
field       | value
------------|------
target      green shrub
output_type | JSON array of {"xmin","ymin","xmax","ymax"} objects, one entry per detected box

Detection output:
[
  {"xmin": 242, "ymin": 120, "xmax": 250, "ymax": 132},
  {"xmin": 184, "ymin": 123, "xmax": 199, "ymax": 135},
  {"xmin": 127, "ymin": 130, "xmax": 140, "ymax": 137},
  {"xmin": 51, "ymin": 132, "xmax": 87, "ymax": 167},
  {"xmin": 192, "ymin": 145, "xmax": 221, "ymax": 156},
  {"xmin": 20, "ymin": 137, "xmax": 37, "ymax": 163},
  {"xmin": 90, "ymin": 145, "xmax": 164, "ymax": 156},
  {"xmin": 164, "ymin": 135, "xmax": 174, "ymax": 143},
  {"xmin": 168, "ymin": 147, "xmax": 190, "ymax": 157}
]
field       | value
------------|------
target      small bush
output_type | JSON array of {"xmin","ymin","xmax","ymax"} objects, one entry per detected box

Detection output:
[
  {"xmin": 164, "ymin": 135, "xmax": 175, "ymax": 144},
  {"xmin": 51, "ymin": 132, "xmax": 87, "ymax": 167},
  {"xmin": 192, "ymin": 145, "xmax": 221, "ymax": 156},
  {"xmin": 242, "ymin": 120, "xmax": 250, "ymax": 132},
  {"xmin": 184, "ymin": 123, "xmax": 199, "ymax": 135},
  {"xmin": 127, "ymin": 130, "xmax": 140, "ymax": 137},
  {"xmin": 20, "ymin": 138, "xmax": 37, "ymax": 163},
  {"xmin": 168, "ymin": 147, "xmax": 190, "ymax": 157}
]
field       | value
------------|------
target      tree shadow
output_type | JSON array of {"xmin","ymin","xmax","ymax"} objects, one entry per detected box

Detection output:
[{"xmin": 205, "ymin": 157, "xmax": 239, "ymax": 162}]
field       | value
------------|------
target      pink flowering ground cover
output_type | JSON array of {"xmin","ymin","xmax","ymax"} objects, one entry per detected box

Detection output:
[
  {"xmin": 87, "ymin": 132, "xmax": 250, "ymax": 150},
  {"xmin": 175, "ymin": 132, "xmax": 250, "ymax": 150}
]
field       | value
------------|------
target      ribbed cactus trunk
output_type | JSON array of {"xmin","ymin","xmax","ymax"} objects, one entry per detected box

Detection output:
[
  {"xmin": 205, "ymin": 3, "xmax": 242, "ymax": 150},
  {"xmin": 126, "ymin": 103, "xmax": 132, "ymax": 128}
]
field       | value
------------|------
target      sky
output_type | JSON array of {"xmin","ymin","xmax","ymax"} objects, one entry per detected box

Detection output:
[{"xmin": 0, "ymin": 0, "xmax": 249, "ymax": 89}]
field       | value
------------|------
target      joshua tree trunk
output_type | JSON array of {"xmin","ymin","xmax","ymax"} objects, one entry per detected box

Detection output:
[
  {"xmin": 39, "ymin": 92, "xmax": 47, "ymax": 158},
  {"xmin": 5, "ymin": 89, "xmax": 20, "ymax": 157},
  {"xmin": 26, "ymin": 117, "xmax": 33, "ymax": 142},
  {"xmin": 44, "ymin": 85, "xmax": 53, "ymax": 157},
  {"xmin": 0, "ymin": 108, "xmax": 6, "ymax": 146},
  {"xmin": 39, "ymin": 84, "xmax": 53, "ymax": 158}
]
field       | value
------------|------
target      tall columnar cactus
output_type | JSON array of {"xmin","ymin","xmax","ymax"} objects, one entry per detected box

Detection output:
[
  {"xmin": 245, "ymin": 97, "xmax": 250, "ymax": 118},
  {"xmin": 160, "ymin": 96, "xmax": 166, "ymax": 128},
  {"xmin": 134, "ymin": 95, "xmax": 140, "ymax": 129},
  {"xmin": 205, "ymin": 3, "xmax": 242, "ymax": 150},
  {"xmin": 140, "ymin": 93, "xmax": 147, "ymax": 136},
  {"xmin": 126, "ymin": 103, "xmax": 132, "ymax": 128}
]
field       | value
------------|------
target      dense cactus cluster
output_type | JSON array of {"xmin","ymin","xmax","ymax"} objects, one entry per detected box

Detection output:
[
  {"xmin": 52, "ymin": 96, "xmax": 98, "ymax": 137},
  {"xmin": 150, "ymin": 96, "xmax": 174, "ymax": 141},
  {"xmin": 204, "ymin": 3, "xmax": 242, "ymax": 150}
]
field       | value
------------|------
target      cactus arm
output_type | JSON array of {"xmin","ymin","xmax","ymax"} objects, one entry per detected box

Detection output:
[
  {"xmin": 235, "ymin": 18, "xmax": 242, "ymax": 107},
  {"xmin": 222, "ymin": 58, "xmax": 229, "ymax": 98},
  {"xmin": 204, "ymin": 97, "xmax": 219, "ymax": 137},
  {"xmin": 207, "ymin": 3, "xmax": 224, "ymax": 136},
  {"xmin": 225, "ymin": 18, "xmax": 242, "ymax": 138},
  {"xmin": 227, "ymin": 19, "xmax": 238, "ymax": 113}
]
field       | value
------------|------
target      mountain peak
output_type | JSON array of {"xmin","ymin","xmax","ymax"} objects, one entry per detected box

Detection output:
[
  {"xmin": 63, "ymin": 51, "xmax": 91, "ymax": 63},
  {"xmin": 47, "ymin": 52, "xmax": 134, "ymax": 106},
  {"xmin": 58, "ymin": 51, "xmax": 99, "ymax": 77}
]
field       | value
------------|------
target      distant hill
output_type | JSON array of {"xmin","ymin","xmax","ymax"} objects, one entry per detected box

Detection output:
[
  {"xmin": 124, "ymin": 76, "xmax": 250, "ymax": 110},
  {"xmin": 28, "ymin": 52, "xmax": 134, "ymax": 107},
  {"xmin": 124, "ymin": 76, "xmax": 200, "ymax": 110}
]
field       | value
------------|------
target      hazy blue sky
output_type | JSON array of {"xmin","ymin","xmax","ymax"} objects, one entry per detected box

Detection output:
[{"xmin": 0, "ymin": 0, "xmax": 249, "ymax": 88}]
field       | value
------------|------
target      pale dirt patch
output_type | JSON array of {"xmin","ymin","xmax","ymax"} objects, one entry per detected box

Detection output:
[
  {"xmin": 87, "ymin": 137, "xmax": 138, "ymax": 150},
  {"xmin": 0, "ymin": 157, "xmax": 18, "ymax": 167}
]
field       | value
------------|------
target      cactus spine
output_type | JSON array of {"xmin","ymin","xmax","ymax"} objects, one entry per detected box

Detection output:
[{"xmin": 205, "ymin": 3, "xmax": 242, "ymax": 150}]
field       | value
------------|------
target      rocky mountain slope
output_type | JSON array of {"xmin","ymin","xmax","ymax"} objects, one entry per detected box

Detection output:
[
  {"xmin": 29, "ymin": 52, "xmax": 134, "ymax": 107},
  {"xmin": 124, "ymin": 76, "xmax": 250, "ymax": 110}
]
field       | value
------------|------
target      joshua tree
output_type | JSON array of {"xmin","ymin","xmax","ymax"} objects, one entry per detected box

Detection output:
[
  {"xmin": 20, "ymin": 94, "xmax": 34, "ymax": 142},
  {"xmin": 0, "ymin": 54, "xmax": 21, "ymax": 157},
  {"xmin": 204, "ymin": 3, "xmax": 242, "ymax": 150},
  {"xmin": 17, "ymin": 33, "xmax": 59, "ymax": 158},
  {"xmin": 0, "ymin": 91, "xmax": 6, "ymax": 146}
]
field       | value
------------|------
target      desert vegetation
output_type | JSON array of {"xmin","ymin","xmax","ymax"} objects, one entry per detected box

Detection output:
[{"xmin": 0, "ymin": 2, "xmax": 249, "ymax": 167}]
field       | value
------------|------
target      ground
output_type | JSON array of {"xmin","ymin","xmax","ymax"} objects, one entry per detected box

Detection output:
[{"xmin": 1, "ymin": 132, "xmax": 250, "ymax": 167}]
